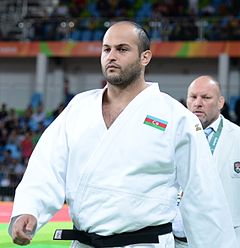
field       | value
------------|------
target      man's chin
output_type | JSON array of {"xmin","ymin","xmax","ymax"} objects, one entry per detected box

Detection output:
[
  {"xmin": 194, "ymin": 112, "xmax": 204, "ymax": 119},
  {"xmin": 194, "ymin": 114, "xmax": 205, "ymax": 125},
  {"xmin": 107, "ymin": 80, "xmax": 122, "ymax": 86}
]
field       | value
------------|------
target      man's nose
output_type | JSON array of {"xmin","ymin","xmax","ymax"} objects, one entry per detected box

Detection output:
[
  {"xmin": 194, "ymin": 97, "xmax": 203, "ymax": 106},
  {"xmin": 107, "ymin": 49, "xmax": 117, "ymax": 60}
]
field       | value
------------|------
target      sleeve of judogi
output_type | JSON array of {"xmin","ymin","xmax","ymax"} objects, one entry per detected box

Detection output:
[
  {"xmin": 175, "ymin": 112, "xmax": 237, "ymax": 248},
  {"xmin": 9, "ymin": 104, "xmax": 70, "ymax": 233}
]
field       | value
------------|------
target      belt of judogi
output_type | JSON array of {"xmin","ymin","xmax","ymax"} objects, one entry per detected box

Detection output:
[
  {"xmin": 53, "ymin": 222, "xmax": 172, "ymax": 247},
  {"xmin": 174, "ymin": 235, "xmax": 188, "ymax": 243}
]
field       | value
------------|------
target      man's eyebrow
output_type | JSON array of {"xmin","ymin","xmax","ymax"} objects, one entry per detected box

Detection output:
[
  {"xmin": 116, "ymin": 43, "xmax": 130, "ymax": 47},
  {"xmin": 102, "ymin": 43, "xmax": 130, "ymax": 48}
]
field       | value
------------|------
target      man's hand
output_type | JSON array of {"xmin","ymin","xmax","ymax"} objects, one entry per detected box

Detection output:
[{"xmin": 12, "ymin": 214, "xmax": 37, "ymax": 245}]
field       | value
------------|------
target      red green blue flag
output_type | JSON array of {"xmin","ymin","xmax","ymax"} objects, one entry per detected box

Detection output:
[{"xmin": 144, "ymin": 115, "xmax": 168, "ymax": 131}]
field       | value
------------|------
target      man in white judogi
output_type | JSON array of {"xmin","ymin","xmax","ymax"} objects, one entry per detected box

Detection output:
[
  {"xmin": 9, "ymin": 22, "xmax": 238, "ymax": 248},
  {"xmin": 173, "ymin": 75, "xmax": 240, "ymax": 248}
]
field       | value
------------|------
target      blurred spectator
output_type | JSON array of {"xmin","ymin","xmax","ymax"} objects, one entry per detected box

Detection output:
[
  {"xmin": 63, "ymin": 78, "xmax": 75, "ymax": 106},
  {"xmin": 12, "ymin": 158, "xmax": 25, "ymax": 184},
  {"xmin": 4, "ymin": 108, "xmax": 19, "ymax": 134},
  {"xmin": 31, "ymin": 103, "xmax": 46, "ymax": 127},
  {"xmin": 96, "ymin": 0, "xmax": 111, "ymax": 18},
  {"xmin": 19, "ymin": 105, "xmax": 34, "ymax": 130},
  {"xmin": 1, "ymin": 149, "xmax": 13, "ymax": 166},
  {"xmin": 188, "ymin": 0, "xmax": 199, "ymax": 16},
  {"xmin": 32, "ymin": 124, "xmax": 45, "ymax": 147},
  {"xmin": 1, "ymin": 0, "xmax": 240, "ymax": 41},
  {"xmin": 0, "ymin": 102, "xmax": 58, "ymax": 190},
  {"xmin": 0, "ymin": 120, "xmax": 8, "ymax": 151},
  {"xmin": 69, "ymin": 0, "xmax": 87, "ymax": 17},
  {"xmin": 51, "ymin": 2, "xmax": 70, "ymax": 18},
  {"xmin": 0, "ymin": 173, "xmax": 11, "ymax": 187},
  {"xmin": 116, "ymin": 0, "xmax": 130, "ymax": 17},
  {"xmin": 5, "ymin": 130, "xmax": 21, "ymax": 160},
  {"xmin": 20, "ymin": 130, "xmax": 34, "ymax": 163},
  {"xmin": 0, "ymin": 103, "xmax": 8, "ymax": 120}
]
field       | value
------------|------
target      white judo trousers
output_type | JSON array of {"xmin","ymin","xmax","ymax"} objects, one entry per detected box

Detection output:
[{"xmin": 9, "ymin": 83, "xmax": 238, "ymax": 248}]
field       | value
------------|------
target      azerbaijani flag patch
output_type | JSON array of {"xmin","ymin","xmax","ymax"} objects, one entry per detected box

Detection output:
[{"xmin": 143, "ymin": 115, "xmax": 168, "ymax": 131}]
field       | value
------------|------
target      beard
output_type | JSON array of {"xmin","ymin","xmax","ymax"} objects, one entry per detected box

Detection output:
[
  {"xmin": 200, "ymin": 118, "xmax": 210, "ymax": 129},
  {"xmin": 102, "ymin": 59, "xmax": 142, "ymax": 88}
]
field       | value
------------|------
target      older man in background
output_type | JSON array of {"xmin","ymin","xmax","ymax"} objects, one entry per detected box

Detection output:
[{"xmin": 174, "ymin": 75, "xmax": 240, "ymax": 248}]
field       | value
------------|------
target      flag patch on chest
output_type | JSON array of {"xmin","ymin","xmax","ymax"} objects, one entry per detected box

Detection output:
[{"xmin": 143, "ymin": 115, "xmax": 168, "ymax": 131}]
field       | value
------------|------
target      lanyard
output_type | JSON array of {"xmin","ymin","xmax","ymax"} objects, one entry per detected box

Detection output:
[{"xmin": 208, "ymin": 117, "xmax": 223, "ymax": 154}]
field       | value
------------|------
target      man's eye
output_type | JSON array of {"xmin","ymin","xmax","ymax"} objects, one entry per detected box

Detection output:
[
  {"xmin": 119, "ymin": 48, "xmax": 127, "ymax": 52},
  {"xmin": 103, "ymin": 48, "xmax": 110, "ymax": 52}
]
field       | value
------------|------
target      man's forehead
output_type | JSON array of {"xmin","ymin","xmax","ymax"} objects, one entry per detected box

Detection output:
[
  {"xmin": 189, "ymin": 86, "xmax": 212, "ymax": 94},
  {"xmin": 104, "ymin": 24, "xmax": 138, "ymax": 40},
  {"xmin": 102, "ymin": 35, "xmax": 138, "ymax": 49},
  {"xmin": 192, "ymin": 78, "xmax": 218, "ymax": 89},
  {"xmin": 188, "ymin": 87, "xmax": 217, "ymax": 99},
  {"xmin": 102, "ymin": 42, "xmax": 131, "ymax": 47},
  {"xmin": 190, "ymin": 91, "xmax": 211, "ymax": 96}
]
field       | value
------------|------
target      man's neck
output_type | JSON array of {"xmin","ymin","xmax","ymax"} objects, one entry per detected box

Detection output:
[
  {"xmin": 104, "ymin": 81, "xmax": 148, "ymax": 105},
  {"xmin": 205, "ymin": 115, "xmax": 221, "ymax": 130},
  {"xmin": 102, "ymin": 81, "xmax": 149, "ymax": 128}
]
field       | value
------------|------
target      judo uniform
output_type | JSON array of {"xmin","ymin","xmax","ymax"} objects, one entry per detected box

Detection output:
[
  {"xmin": 173, "ymin": 115, "xmax": 240, "ymax": 248},
  {"xmin": 9, "ymin": 83, "xmax": 237, "ymax": 248},
  {"xmin": 214, "ymin": 115, "xmax": 240, "ymax": 247}
]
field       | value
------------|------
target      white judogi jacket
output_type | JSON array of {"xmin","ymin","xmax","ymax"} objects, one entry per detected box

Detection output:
[
  {"xmin": 213, "ymin": 115, "xmax": 240, "ymax": 228},
  {"xmin": 173, "ymin": 115, "xmax": 240, "ymax": 247},
  {"xmin": 9, "ymin": 83, "xmax": 237, "ymax": 247}
]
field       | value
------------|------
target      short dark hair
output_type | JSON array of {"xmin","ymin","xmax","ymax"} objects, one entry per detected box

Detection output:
[
  {"xmin": 110, "ymin": 20, "xmax": 150, "ymax": 54},
  {"xmin": 130, "ymin": 21, "xmax": 150, "ymax": 53}
]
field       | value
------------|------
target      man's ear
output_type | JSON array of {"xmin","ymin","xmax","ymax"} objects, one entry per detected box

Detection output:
[
  {"xmin": 219, "ymin": 96, "xmax": 225, "ymax": 110},
  {"xmin": 141, "ymin": 50, "xmax": 152, "ymax": 66}
]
